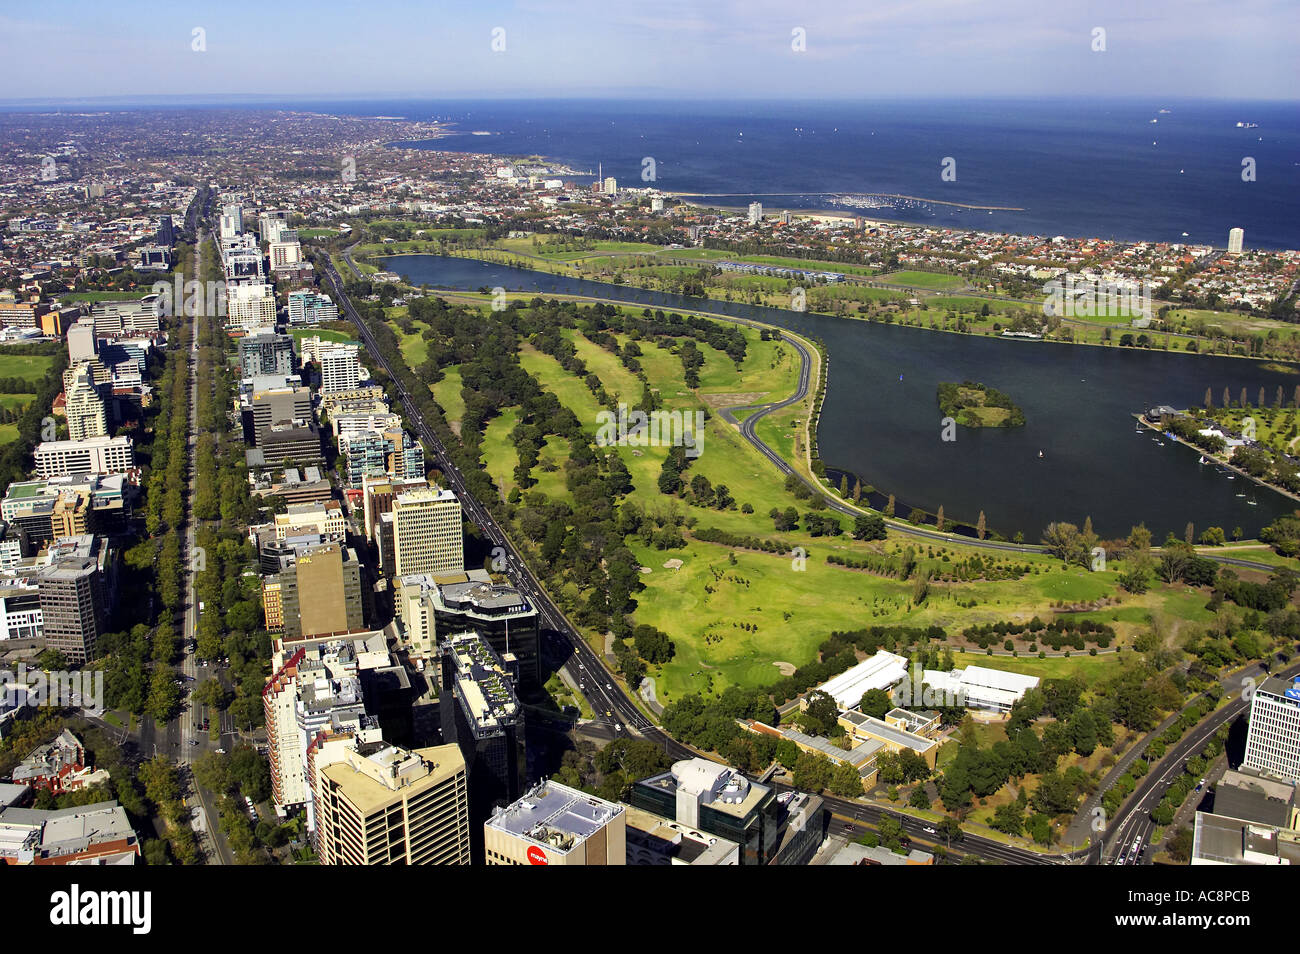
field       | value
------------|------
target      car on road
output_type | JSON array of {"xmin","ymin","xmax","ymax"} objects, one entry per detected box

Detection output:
[
  {"xmin": 606, "ymin": 683, "xmax": 613, "ymax": 690},
  {"xmin": 922, "ymin": 826, "xmax": 937, "ymax": 835}
]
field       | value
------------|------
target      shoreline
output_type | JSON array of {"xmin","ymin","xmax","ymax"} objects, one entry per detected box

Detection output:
[
  {"xmin": 375, "ymin": 247, "xmax": 1297, "ymax": 367},
  {"xmin": 1135, "ymin": 413, "xmax": 1300, "ymax": 506}
]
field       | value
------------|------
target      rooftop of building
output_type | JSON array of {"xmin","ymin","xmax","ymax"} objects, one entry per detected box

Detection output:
[
  {"xmin": 638, "ymin": 758, "xmax": 772, "ymax": 821},
  {"xmin": 623, "ymin": 804, "xmax": 738, "ymax": 864},
  {"xmin": 319, "ymin": 743, "xmax": 463, "ymax": 815},
  {"xmin": 486, "ymin": 780, "xmax": 623, "ymax": 853},
  {"xmin": 444, "ymin": 631, "xmax": 520, "ymax": 735}
]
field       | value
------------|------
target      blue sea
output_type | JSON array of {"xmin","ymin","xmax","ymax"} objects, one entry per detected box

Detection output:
[{"xmin": 308, "ymin": 97, "xmax": 1300, "ymax": 249}]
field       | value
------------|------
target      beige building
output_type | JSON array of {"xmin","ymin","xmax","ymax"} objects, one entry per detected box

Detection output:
[
  {"xmin": 313, "ymin": 743, "xmax": 470, "ymax": 865},
  {"xmin": 485, "ymin": 780, "xmax": 625, "ymax": 866},
  {"xmin": 392, "ymin": 486, "xmax": 463, "ymax": 577},
  {"xmin": 273, "ymin": 500, "xmax": 346, "ymax": 540},
  {"xmin": 64, "ymin": 365, "xmax": 108, "ymax": 442}
]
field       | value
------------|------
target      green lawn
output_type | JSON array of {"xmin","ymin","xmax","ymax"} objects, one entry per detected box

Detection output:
[
  {"xmin": 0, "ymin": 353, "xmax": 54, "ymax": 383},
  {"xmin": 430, "ymin": 365, "xmax": 466, "ymax": 430},
  {"xmin": 288, "ymin": 327, "xmax": 355, "ymax": 347},
  {"xmin": 879, "ymin": 270, "xmax": 967, "ymax": 291},
  {"xmin": 480, "ymin": 407, "xmax": 522, "ymax": 500},
  {"xmin": 0, "ymin": 393, "xmax": 34, "ymax": 412},
  {"xmin": 0, "ymin": 423, "xmax": 18, "ymax": 446}
]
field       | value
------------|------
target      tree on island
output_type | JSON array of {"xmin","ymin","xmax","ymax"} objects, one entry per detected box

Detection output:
[
  {"xmin": 1204, "ymin": 387, "xmax": 1213, "ymax": 410},
  {"xmin": 976, "ymin": 511, "xmax": 987, "ymax": 540},
  {"xmin": 885, "ymin": 495, "xmax": 895, "ymax": 518},
  {"xmin": 936, "ymin": 505, "xmax": 946, "ymax": 533}
]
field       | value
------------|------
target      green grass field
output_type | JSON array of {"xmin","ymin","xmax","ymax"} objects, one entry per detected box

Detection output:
[
  {"xmin": 288, "ymin": 328, "xmax": 356, "ymax": 347},
  {"xmin": 0, "ymin": 354, "xmax": 54, "ymax": 383},
  {"xmin": 879, "ymin": 270, "xmax": 967, "ymax": 291},
  {"xmin": 430, "ymin": 365, "xmax": 465, "ymax": 430},
  {"xmin": 0, "ymin": 394, "xmax": 34, "ymax": 412}
]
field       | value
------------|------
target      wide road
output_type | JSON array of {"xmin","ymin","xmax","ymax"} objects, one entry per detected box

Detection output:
[
  {"xmin": 320, "ymin": 255, "xmax": 650, "ymax": 738},
  {"xmin": 1101, "ymin": 657, "xmax": 1300, "ymax": 866}
]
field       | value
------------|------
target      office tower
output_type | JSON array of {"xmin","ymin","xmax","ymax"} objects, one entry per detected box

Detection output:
[
  {"xmin": 156, "ymin": 214, "xmax": 174, "ymax": 247},
  {"xmin": 259, "ymin": 210, "xmax": 289, "ymax": 243},
  {"xmin": 287, "ymin": 290, "xmax": 339, "ymax": 326},
  {"xmin": 273, "ymin": 500, "xmax": 346, "ymax": 540},
  {"xmin": 273, "ymin": 540, "xmax": 365, "ymax": 641},
  {"xmin": 319, "ymin": 345, "xmax": 362, "ymax": 394},
  {"xmin": 64, "ymin": 366, "xmax": 108, "ymax": 441},
  {"xmin": 392, "ymin": 487, "xmax": 463, "ymax": 577},
  {"xmin": 629, "ymin": 758, "xmax": 778, "ymax": 865},
  {"xmin": 603, "ymin": 177, "xmax": 617, "ymax": 195},
  {"xmin": 1242, "ymin": 676, "xmax": 1300, "ymax": 782},
  {"xmin": 440, "ymin": 632, "xmax": 525, "ymax": 847},
  {"xmin": 398, "ymin": 570, "xmax": 539, "ymax": 686},
  {"xmin": 269, "ymin": 240, "xmax": 303, "ymax": 269},
  {"xmin": 67, "ymin": 320, "xmax": 98, "ymax": 364},
  {"xmin": 33, "ymin": 436, "xmax": 134, "ymax": 479},
  {"xmin": 219, "ymin": 203, "xmax": 243, "ymax": 239},
  {"xmin": 312, "ymin": 742, "xmax": 470, "ymax": 865},
  {"xmin": 748, "ymin": 202, "xmax": 763, "ymax": 225},
  {"xmin": 247, "ymin": 384, "xmax": 312, "ymax": 446},
  {"xmin": 37, "ymin": 556, "xmax": 105, "ymax": 664},
  {"xmin": 485, "ymin": 780, "xmax": 626, "ymax": 866},
  {"xmin": 1228, "ymin": 227, "xmax": 1245, "ymax": 254},
  {"xmin": 226, "ymin": 283, "xmax": 277, "ymax": 333},
  {"xmin": 238, "ymin": 332, "xmax": 295, "ymax": 377}
]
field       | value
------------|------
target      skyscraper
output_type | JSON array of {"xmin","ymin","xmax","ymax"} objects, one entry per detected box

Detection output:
[
  {"xmin": 748, "ymin": 202, "xmax": 763, "ymax": 225},
  {"xmin": 1242, "ymin": 676, "xmax": 1300, "ymax": 782},
  {"xmin": 312, "ymin": 742, "xmax": 470, "ymax": 865},
  {"xmin": 319, "ymin": 345, "xmax": 362, "ymax": 394},
  {"xmin": 439, "ymin": 632, "xmax": 526, "ymax": 852},
  {"xmin": 273, "ymin": 540, "xmax": 365, "ymax": 641},
  {"xmin": 1228, "ymin": 227, "xmax": 1245, "ymax": 254},
  {"xmin": 64, "ymin": 366, "xmax": 108, "ymax": 442},
  {"xmin": 392, "ymin": 487, "xmax": 463, "ymax": 577}
]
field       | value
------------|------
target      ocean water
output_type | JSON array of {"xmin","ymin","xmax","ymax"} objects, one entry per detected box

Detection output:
[{"xmin": 310, "ymin": 97, "xmax": 1300, "ymax": 249}]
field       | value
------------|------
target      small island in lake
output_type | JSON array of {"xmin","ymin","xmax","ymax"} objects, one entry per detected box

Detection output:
[{"xmin": 938, "ymin": 380, "xmax": 1027, "ymax": 428}]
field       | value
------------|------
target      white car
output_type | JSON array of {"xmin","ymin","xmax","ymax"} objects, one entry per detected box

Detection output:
[{"xmin": 922, "ymin": 826, "xmax": 937, "ymax": 835}]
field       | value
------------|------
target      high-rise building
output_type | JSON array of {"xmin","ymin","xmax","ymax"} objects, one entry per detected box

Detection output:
[
  {"xmin": 1228, "ymin": 227, "xmax": 1245, "ymax": 254},
  {"xmin": 33, "ymin": 436, "xmax": 134, "ymax": 479},
  {"xmin": 38, "ymin": 555, "xmax": 105, "ymax": 664},
  {"xmin": 440, "ymin": 632, "xmax": 525, "ymax": 845},
  {"xmin": 238, "ymin": 332, "xmax": 295, "ymax": 377},
  {"xmin": 485, "ymin": 780, "xmax": 625, "ymax": 866},
  {"xmin": 312, "ymin": 742, "xmax": 470, "ymax": 865},
  {"xmin": 156, "ymin": 214, "xmax": 174, "ymax": 247},
  {"xmin": 227, "ymin": 283, "xmax": 277, "ymax": 334},
  {"xmin": 629, "ymin": 758, "xmax": 778, "ymax": 865},
  {"xmin": 263, "ymin": 631, "xmax": 397, "ymax": 815},
  {"xmin": 287, "ymin": 290, "xmax": 339, "ymax": 326},
  {"xmin": 397, "ymin": 569, "xmax": 539, "ymax": 685},
  {"xmin": 246, "ymin": 384, "xmax": 313, "ymax": 447},
  {"xmin": 392, "ymin": 486, "xmax": 463, "ymax": 577},
  {"xmin": 1243, "ymin": 676, "xmax": 1300, "ymax": 782},
  {"xmin": 603, "ymin": 177, "xmax": 618, "ymax": 195},
  {"xmin": 67, "ymin": 320, "xmax": 98, "ymax": 364},
  {"xmin": 319, "ymin": 345, "xmax": 362, "ymax": 394},
  {"xmin": 273, "ymin": 540, "xmax": 365, "ymax": 641},
  {"xmin": 219, "ymin": 203, "xmax": 243, "ymax": 239},
  {"xmin": 748, "ymin": 202, "xmax": 763, "ymax": 225},
  {"xmin": 64, "ymin": 366, "xmax": 108, "ymax": 442}
]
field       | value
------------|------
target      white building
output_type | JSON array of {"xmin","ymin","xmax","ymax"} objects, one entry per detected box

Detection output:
[
  {"xmin": 319, "ymin": 344, "xmax": 362, "ymax": 394},
  {"xmin": 227, "ymin": 283, "xmax": 277, "ymax": 333},
  {"xmin": 1243, "ymin": 676, "xmax": 1300, "ymax": 782},
  {"xmin": 287, "ymin": 290, "xmax": 338, "ymax": 326},
  {"xmin": 748, "ymin": 202, "xmax": 763, "ymax": 225},
  {"xmin": 921, "ymin": 664, "xmax": 1040, "ymax": 713},
  {"xmin": 1228, "ymin": 227, "xmax": 1245, "ymax": 255},
  {"xmin": 812, "ymin": 650, "xmax": 909, "ymax": 709},
  {"xmin": 33, "ymin": 436, "xmax": 135, "ymax": 479},
  {"xmin": 392, "ymin": 486, "xmax": 463, "ymax": 577}
]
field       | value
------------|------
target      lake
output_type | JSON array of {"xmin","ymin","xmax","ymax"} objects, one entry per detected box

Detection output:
[{"xmin": 385, "ymin": 254, "xmax": 1298, "ymax": 541}]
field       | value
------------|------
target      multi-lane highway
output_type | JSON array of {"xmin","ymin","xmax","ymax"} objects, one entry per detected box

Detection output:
[{"xmin": 320, "ymin": 255, "xmax": 654, "ymax": 738}]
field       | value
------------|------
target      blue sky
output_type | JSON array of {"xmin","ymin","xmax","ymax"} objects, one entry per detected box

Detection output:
[{"xmin": 0, "ymin": 0, "xmax": 1296, "ymax": 103}]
